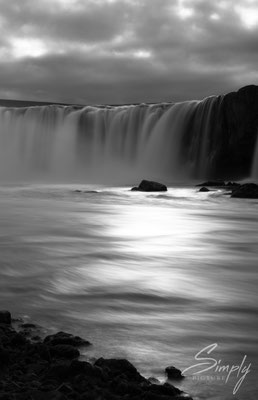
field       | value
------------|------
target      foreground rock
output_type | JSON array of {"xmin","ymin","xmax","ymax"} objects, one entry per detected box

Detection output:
[
  {"xmin": 165, "ymin": 366, "xmax": 184, "ymax": 380},
  {"xmin": 44, "ymin": 331, "xmax": 91, "ymax": 347},
  {"xmin": 0, "ymin": 311, "xmax": 192, "ymax": 400},
  {"xmin": 0, "ymin": 310, "xmax": 11, "ymax": 325},
  {"xmin": 132, "ymin": 180, "xmax": 167, "ymax": 192},
  {"xmin": 231, "ymin": 183, "xmax": 258, "ymax": 198}
]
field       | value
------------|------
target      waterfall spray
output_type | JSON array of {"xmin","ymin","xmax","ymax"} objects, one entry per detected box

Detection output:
[{"xmin": 0, "ymin": 96, "xmax": 225, "ymax": 182}]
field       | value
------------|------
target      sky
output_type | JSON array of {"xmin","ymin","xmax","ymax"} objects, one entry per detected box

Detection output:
[{"xmin": 0, "ymin": 0, "xmax": 258, "ymax": 104}]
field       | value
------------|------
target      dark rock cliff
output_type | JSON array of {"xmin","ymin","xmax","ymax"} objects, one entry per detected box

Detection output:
[{"xmin": 217, "ymin": 85, "xmax": 258, "ymax": 179}]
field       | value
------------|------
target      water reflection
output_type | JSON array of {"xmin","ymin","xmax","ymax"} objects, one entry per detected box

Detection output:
[{"xmin": 0, "ymin": 185, "xmax": 257, "ymax": 400}]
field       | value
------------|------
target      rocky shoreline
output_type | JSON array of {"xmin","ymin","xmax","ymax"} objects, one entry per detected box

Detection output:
[
  {"xmin": 0, "ymin": 311, "xmax": 192, "ymax": 400},
  {"xmin": 130, "ymin": 179, "xmax": 258, "ymax": 198},
  {"xmin": 196, "ymin": 181, "xmax": 258, "ymax": 198}
]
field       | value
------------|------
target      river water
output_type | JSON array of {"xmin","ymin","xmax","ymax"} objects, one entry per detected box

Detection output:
[{"xmin": 0, "ymin": 183, "xmax": 257, "ymax": 400}]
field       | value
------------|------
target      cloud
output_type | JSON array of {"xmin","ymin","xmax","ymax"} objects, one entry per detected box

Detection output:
[{"xmin": 0, "ymin": 0, "xmax": 257, "ymax": 103}]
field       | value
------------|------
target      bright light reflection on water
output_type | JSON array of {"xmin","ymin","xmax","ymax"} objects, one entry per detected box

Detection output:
[{"xmin": 0, "ymin": 184, "xmax": 257, "ymax": 400}]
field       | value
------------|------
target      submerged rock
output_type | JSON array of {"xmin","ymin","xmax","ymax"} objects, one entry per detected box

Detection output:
[
  {"xmin": 74, "ymin": 190, "xmax": 98, "ymax": 194},
  {"xmin": 231, "ymin": 183, "xmax": 258, "ymax": 198},
  {"xmin": 165, "ymin": 365, "xmax": 184, "ymax": 380},
  {"xmin": 131, "ymin": 179, "xmax": 167, "ymax": 192},
  {"xmin": 94, "ymin": 357, "xmax": 145, "ymax": 382},
  {"xmin": 199, "ymin": 186, "xmax": 210, "ymax": 192}
]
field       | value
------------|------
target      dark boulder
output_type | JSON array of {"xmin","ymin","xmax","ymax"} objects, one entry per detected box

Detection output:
[
  {"xmin": 145, "ymin": 382, "xmax": 182, "ymax": 397},
  {"xmin": 131, "ymin": 180, "xmax": 167, "ymax": 192},
  {"xmin": 49, "ymin": 344, "xmax": 80, "ymax": 359},
  {"xmin": 68, "ymin": 359, "xmax": 104, "ymax": 380},
  {"xmin": 29, "ymin": 390, "xmax": 65, "ymax": 400},
  {"xmin": 199, "ymin": 187, "xmax": 209, "ymax": 192},
  {"xmin": 94, "ymin": 358, "xmax": 144, "ymax": 382},
  {"xmin": 27, "ymin": 343, "xmax": 51, "ymax": 362},
  {"xmin": 165, "ymin": 366, "xmax": 184, "ymax": 380},
  {"xmin": 0, "ymin": 346, "xmax": 10, "ymax": 365},
  {"xmin": 0, "ymin": 311, "xmax": 11, "ymax": 325},
  {"xmin": 46, "ymin": 362, "xmax": 71, "ymax": 380},
  {"xmin": 9, "ymin": 332, "xmax": 28, "ymax": 346},
  {"xmin": 231, "ymin": 183, "xmax": 258, "ymax": 198},
  {"xmin": 44, "ymin": 331, "xmax": 91, "ymax": 347}
]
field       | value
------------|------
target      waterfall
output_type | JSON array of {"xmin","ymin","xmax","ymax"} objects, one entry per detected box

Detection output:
[{"xmin": 0, "ymin": 96, "xmax": 225, "ymax": 182}]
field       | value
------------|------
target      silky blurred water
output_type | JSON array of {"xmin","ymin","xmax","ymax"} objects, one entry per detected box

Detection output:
[{"xmin": 0, "ymin": 184, "xmax": 257, "ymax": 400}]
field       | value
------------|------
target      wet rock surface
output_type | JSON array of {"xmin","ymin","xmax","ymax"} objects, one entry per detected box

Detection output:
[
  {"xmin": 0, "ymin": 311, "xmax": 192, "ymax": 400},
  {"xmin": 131, "ymin": 180, "xmax": 167, "ymax": 192},
  {"xmin": 0, "ymin": 311, "xmax": 11, "ymax": 325},
  {"xmin": 195, "ymin": 180, "xmax": 258, "ymax": 199},
  {"xmin": 44, "ymin": 331, "xmax": 91, "ymax": 348},
  {"xmin": 231, "ymin": 183, "xmax": 258, "ymax": 198},
  {"xmin": 165, "ymin": 366, "xmax": 184, "ymax": 380}
]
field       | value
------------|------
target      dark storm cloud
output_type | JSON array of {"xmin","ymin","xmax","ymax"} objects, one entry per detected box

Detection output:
[
  {"xmin": 0, "ymin": 0, "xmax": 257, "ymax": 104},
  {"xmin": 0, "ymin": 0, "xmax": 128, "ymax": 42}
]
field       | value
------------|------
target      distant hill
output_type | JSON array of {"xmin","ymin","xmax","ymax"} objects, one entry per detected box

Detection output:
[{"xmin": 0, "ymin": 99, "xmax": 70, "ymax": 108}]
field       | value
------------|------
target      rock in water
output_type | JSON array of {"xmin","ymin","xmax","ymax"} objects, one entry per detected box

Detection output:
[
  {"xmin": 0, "ymin": 310, "xmax": 11, "ymax": 325},
  {"xmin": 165, "ymin": 366, "xmax": 184, "ymax": 380},
  {"xmin": 94, "ymin": 357, "xmax": 145, "ymax": 382},
  {"xmin": 199, "ymin": 187, "xmax": 210, "ymax": 192},
  {"xmin": 231, "ymin": 183, "xmax": 258, "ymax": 198},
  {"xmin": 131, "ymin": 180, "xmax": 167, "ymax": 192}
]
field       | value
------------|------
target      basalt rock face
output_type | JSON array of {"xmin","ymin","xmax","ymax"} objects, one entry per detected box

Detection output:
[
  {"xmin": 218, "ymin": 85, "xmax": 258, "ymax": 179},
  {"xmin": 0, "ymin": 85, "xmax": 257, "ymax": 182}
]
